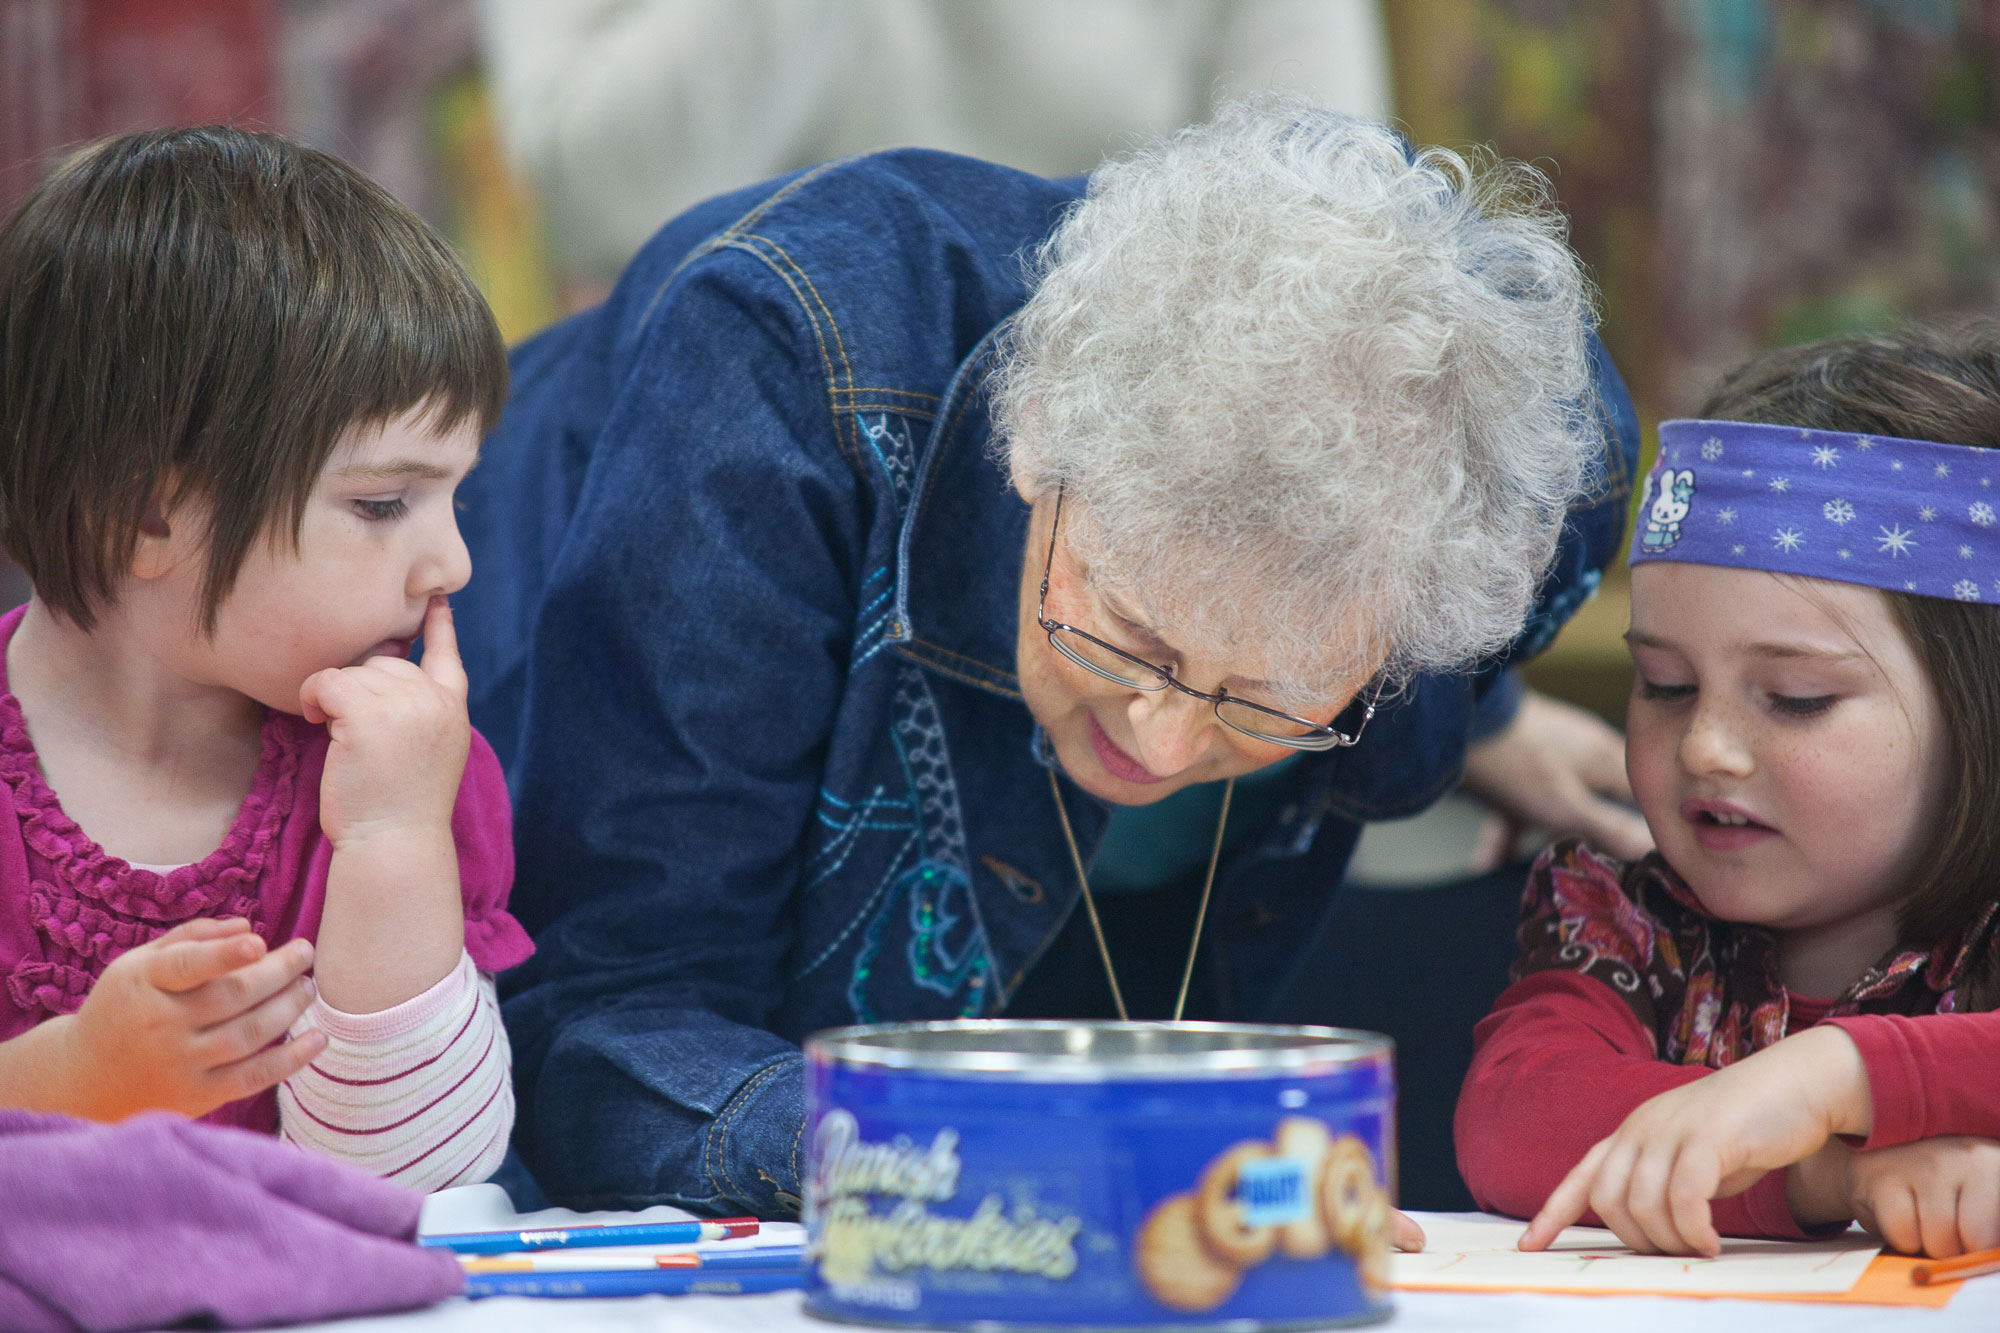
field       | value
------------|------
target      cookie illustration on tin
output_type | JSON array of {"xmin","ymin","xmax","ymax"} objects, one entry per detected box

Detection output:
[
  {"xmin": 1195, "ymin": 1140, "xmax": 1282, "ymax": 1266},
  {"xmin": 1319, "ymin": 1133, "xmax": 1381, "ymax": 1253},
  {"xmin": 1272, "ymin": 1116, "xmax": 1334, "ymax": 1259},
  {"xmin": 1134, "ymin": 1192, "xmax": 1243, "ymax": 1312}
]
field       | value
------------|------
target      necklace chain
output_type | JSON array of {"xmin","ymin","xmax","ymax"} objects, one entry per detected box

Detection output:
[{"xmin": 1046, "ymin": 767, "xmax": 1235, "ymax": 1022}]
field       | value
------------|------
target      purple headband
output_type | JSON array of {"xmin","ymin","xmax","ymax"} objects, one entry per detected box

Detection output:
[{"xmin": 1628, "ymin": 419, "xmax": 2000, "ymax": 603}]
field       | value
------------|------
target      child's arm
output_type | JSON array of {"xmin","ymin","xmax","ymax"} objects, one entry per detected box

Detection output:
[
  {"xmin": 285, "ymin": 597, "xmax": 528, "ymax": 1185},
  {"xmin": 1819, "ymin": 1011, "xmax": 2000, "ymax": 1148},
  {"xmin": 1521, "ymin": 1007, "xmax": 2000, "ymax": 1257},
  {"xmin": 1455, "ymin": 969, "xmax": 1815, "ymax": 1243},
  {"xmin": 278, "ymin": 955, "xmax": 512, "ymax": 1191},
  {"xmin": 0, "ymin": 917, "xmax": 322, "ymax": 1119},
  {"xmin": 1516, "ymin": 1022, "xmax": 1869, "ymax": 1255},
  {"xmin": 298, "ymin": 595, "xmax": 468, "ymax": 1012}
]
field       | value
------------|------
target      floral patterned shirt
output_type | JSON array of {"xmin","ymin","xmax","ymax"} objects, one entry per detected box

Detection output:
[
  {"xmin": 1458, "ymin": 839, "xmax": 2000, "ymax": 1239},
  {"xmin": 1514, "ymin": 839, "xmax": 1998, "ymax": 1067}
]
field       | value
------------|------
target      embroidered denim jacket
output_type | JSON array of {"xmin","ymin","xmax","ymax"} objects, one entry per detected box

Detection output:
[{"xmin": 453, "ymin": 150, "xmax": 1639, "ymax": 1217}]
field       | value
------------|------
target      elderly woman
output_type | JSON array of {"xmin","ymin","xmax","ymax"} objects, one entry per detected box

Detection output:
[{"xmin": 455, "ymin": 99, "xmax": 1642, "ymax": 1215}]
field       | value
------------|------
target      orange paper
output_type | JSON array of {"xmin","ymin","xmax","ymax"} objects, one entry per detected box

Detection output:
[{"xmin": 1394, "ymin": 1252, "xmax": 1954, "ymax": 1308}]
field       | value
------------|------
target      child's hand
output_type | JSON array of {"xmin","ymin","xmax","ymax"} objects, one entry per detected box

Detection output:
[
  {"xmin": 1808, "ymin": 1136, "xmax": 2000, "ymax": 1258},
  {"xmin": 299, "ymin": 596, "xmax": 470, "ymax": 850},
  {"xmin": 1520, "ymin": 1026, "xmax": 1871, "ymax": 1256},
  {"xmin": 56, "ymin": 917, "xmax": 324, "ymax": 1120}
]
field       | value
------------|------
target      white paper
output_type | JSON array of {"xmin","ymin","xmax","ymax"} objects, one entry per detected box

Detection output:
[{"xmin": 1392, "ymin": 1212, "xmax": 1880, "ymax": 1294}]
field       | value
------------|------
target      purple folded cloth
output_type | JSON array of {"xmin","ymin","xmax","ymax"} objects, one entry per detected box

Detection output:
[{"xmin": 0, "ymin": 1109, "xmax": 464, "ymax": 1331}]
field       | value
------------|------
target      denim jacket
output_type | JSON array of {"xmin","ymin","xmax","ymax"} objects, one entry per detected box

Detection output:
[{"xmin": 454, "ymin": 150, "xmax": 1638, "ymax": 1217}]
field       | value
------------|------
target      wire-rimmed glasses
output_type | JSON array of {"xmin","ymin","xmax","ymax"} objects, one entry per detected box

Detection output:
[{"xmin": 1035, "ymin": 487, "xmax": 1383, "ymax": 752}]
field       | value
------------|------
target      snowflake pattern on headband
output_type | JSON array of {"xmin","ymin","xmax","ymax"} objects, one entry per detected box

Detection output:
[{"xmin": 1629, "ymin": 420, "xmax": 2000, "ymax": 603}]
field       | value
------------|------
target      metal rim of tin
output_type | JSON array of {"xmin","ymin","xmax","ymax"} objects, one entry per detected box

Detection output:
[{"xmin": 804, "ymin": 1020, "xmax": 1392, "ymax": 1079}]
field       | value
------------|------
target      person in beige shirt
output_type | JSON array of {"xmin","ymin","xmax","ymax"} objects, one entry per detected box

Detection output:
[{"xmin": 475, "ymin": 0, "xmax": 1391, "ymax": 287}]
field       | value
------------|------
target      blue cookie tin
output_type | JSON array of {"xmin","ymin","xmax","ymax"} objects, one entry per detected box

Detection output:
[{"xmin": 802, "ymin": 1021, "xmax": 1395, "ymax": 1330}]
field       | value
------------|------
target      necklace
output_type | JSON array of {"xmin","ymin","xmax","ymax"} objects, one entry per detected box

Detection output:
[{"xmin": 1047, "ymin": 767, "xmax": 1235, "ymax": 1022}]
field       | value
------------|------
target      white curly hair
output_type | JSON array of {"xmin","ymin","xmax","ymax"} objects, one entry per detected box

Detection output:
[{"xmin": 993, "ymin": 96, "xmax": 1602, "ymax": 704}]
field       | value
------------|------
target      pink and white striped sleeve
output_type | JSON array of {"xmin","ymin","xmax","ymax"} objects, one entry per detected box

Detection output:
[{"xmin": 278, "ymin": 951, "xmax": 513, "ymax": 1192}]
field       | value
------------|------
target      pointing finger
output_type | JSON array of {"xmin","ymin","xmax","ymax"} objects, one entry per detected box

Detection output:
[{"xmin": 1523, "ymin": 1138, "xmax": 1608, "ymax": 1250}]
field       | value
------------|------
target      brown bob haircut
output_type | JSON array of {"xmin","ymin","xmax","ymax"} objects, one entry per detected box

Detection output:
[
  {"xmin": 0, "ymin": 125, "xmax": 506, "ymax": 632},
  {"xmin": 1697, "ymin": 318, "xmax": 2000, "ymax": 1011}
]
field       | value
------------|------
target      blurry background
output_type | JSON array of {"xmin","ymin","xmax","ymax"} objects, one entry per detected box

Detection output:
[
  {"xmin": 4, "ymin": 0, "xmax": 1999, "ymax": 1206},
  {"xmin": 8, "ymin": 0, "xmax": 1998, "ymax": 721}
]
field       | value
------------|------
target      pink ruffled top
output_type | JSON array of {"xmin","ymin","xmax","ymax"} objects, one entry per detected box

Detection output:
[{"xmin": 0, "ymin": 604, "xmax": 533, "ymax": 1132}]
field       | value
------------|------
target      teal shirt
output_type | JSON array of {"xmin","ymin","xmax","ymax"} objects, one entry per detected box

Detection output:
[{"xmin": 1090, "ymin": 753, "xmax": 1304, "ymax": 893}]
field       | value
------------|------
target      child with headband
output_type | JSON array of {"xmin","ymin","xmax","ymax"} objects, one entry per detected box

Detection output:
[
  {"xmin": 1458, "ymin": 321, "xmax": 2000, "ymax": 1260},
  {"xmin": 0, "ymin": 128, "xmax": 531, "ymax": 1189}
]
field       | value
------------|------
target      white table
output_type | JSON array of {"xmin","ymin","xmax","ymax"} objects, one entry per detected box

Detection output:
[{"xmin": 279, "ymin": 1189, "xmax": 2000, "ymax": 1332}]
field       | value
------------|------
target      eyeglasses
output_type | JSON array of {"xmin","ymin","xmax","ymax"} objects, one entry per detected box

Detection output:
[{"xmin": 1035, "ymin": 487, "xmax": 1383, "ymax": 752}]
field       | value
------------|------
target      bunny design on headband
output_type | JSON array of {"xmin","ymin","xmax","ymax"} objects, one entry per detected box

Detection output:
[{"xmin": 1638, "ymin": 467, "xmax": 1697, "ymax": 553}]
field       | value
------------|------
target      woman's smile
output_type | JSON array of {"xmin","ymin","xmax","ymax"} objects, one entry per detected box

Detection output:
[{"xmin": 1086, "ymin": 712, "xmax": 1167, "ymax": 785}]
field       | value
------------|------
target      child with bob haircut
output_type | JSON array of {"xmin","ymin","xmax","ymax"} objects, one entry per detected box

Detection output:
[
  {"xmin": 1458, "ymin": 320, "xmax": 2000, "ymax": 1260},
  {"xmin": 0, "ymin": 127, "xmax": 531, "ymax": 1189}
]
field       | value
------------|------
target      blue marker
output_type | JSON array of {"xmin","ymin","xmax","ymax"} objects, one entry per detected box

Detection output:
[{"xmin": 421, "ymin": 1217, "xmax": 758, "ymax": 1255}]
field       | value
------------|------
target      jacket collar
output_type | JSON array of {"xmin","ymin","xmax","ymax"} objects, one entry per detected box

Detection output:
[{"xmin": 887, "ymin": 328, "xmax": 1028, "ymax": 699}]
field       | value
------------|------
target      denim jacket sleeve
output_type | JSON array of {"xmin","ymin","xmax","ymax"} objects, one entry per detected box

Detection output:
[{"xmin": 498, "ymin": 254, "xmax": 868, "ymax": 1218}]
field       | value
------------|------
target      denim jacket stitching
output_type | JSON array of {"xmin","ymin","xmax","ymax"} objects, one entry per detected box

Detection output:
[
  {"xmin": 710, "ymin": 1060, "xmax": 784, "ymax": 1205},
  {"xmin": 844, "ymin": 403, "xmax": 938, "ymax": 419},
  {"xmin": 738, "ymin": 233, "xmax": 861, "ymax": 463},
  {"xmin": 893, "ymin": 642, "xmax": 1023, "ymax": 699},
  {"xmin": 691, "ymin": 239, "xmax": 856, "ymax": 470},
  {"xmin": 646, "ymin": 157, "xmax": 854, "ymax": 314},
  {"xmin": 833, "ymin": 385, "xmax": 941, "ymax": 402},
  {"xmin": 793, "ymin": 824, "xmax": 922, "ymax": 981}
]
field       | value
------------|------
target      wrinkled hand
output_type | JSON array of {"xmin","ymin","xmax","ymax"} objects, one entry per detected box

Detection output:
[
  {"xmin": 1520, "ymin": 1027, "xmax": 1871, "ymax": 1257},
  {"xmin": 1819, "ymin": 1136, "xmax": 2000, "ymax": 1258},
  {"xmin": 1462, "ymin": 688, "xmax": 1653, "ymax": 862},
  {"xmin": 299, "ymin": 596, "xmax": 469, "ymax": 849},
  {"xmin": 57, "ymin": 917, "xmax": 323, "ymax": 1120}
]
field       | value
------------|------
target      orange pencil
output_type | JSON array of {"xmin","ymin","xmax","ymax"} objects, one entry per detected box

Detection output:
[{"xmin": 1910, "ymin": 1246, "xmax": 2000, "ymax": 1285}]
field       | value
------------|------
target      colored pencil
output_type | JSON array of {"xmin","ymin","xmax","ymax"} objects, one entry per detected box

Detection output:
[
  {"xmin": 463, "ymin": 1267, "xmax": 806, "ymax": 1299},
  {"xmin": 461, "ymin": 1245, "xmax": 808, "ymax": 1274},
  {"xmin": 421, "ymin": 1217, "xmax": 759, "ymax": 1255},
  {"xmin": 1911, "ymin": 1246, "xmax": 2000, "ymax": 1285}
]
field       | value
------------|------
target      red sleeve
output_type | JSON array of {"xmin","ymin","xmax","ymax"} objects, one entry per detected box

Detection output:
[
  {"xmin": 1456, "ymin": 969, "xmax": 1806, "ymax": 1239},
  {"xmin": 452, "ymin": 728, "xmax": 533, "ymax": 973},
  {"xmin": 1823, "ymin": 1011, "xmax": 2000, "ymax": 1149}
]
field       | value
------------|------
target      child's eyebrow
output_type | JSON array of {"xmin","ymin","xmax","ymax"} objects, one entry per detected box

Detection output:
[
  {"xmin": 335, "ymin": 459, "xmax": 457, "ymax": 484},
  {"xmin": 1743, "ymin": 642, "xmax": 1870, "ymax": 663},
  {"xmin": 1626, "ymin": 629, "xmax": 1867, "ymax": 663}
]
